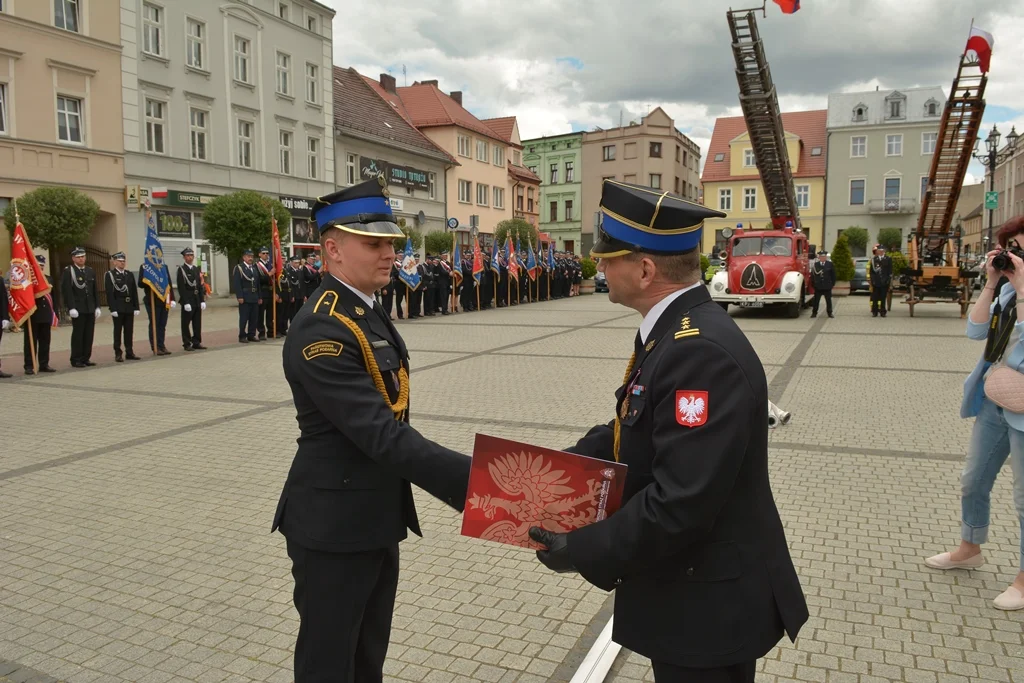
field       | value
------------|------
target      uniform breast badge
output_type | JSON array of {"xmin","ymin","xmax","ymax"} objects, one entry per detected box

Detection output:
[{"xmin": 354, "ymin": 306, "xmax": 365, "ymax": 316}]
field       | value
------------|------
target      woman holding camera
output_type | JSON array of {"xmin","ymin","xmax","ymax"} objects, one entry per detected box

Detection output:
[{"xmin": 925, "ymin": 217, "xmax": 1024, "ymax": 610}]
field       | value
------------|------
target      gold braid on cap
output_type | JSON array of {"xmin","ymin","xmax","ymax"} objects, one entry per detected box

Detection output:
[
  {"xmin": 612, "ymin": 352, "xmax": 637, "ymax": 463},
  {"xmin": 331, "ymin": 312, "xmax": 410, "ymax": 420}
]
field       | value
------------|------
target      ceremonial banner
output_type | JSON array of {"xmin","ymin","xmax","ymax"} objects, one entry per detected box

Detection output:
[
  {"xmin": 506, "ymin": 237, "xmax": 519, "ymax": 281},
  {"xmin": 7, "ymin": 222, "xmax": 50, "ymax": 325},
  {"xmin": 526, "ymin": 237, "xmax": 538, "ymax": 280},
  {"xmin": 271, "ymin": 217, "xmax": 284, "ymax": 281},
  {"xmin": 451, "ymin": 234, "xmax": 463, "ymax": 285},
  {"xmin": 398, "ymin": 237, "xmax": 420, "ymax": 290},
  {"xmin": 490, "ymin": 236, "xmax": 501, "ymax": 275},
  {"xmin": 462, "ymin": 434, "xmax": 628, "ymax": 549},
  {"xmin": 140, "ymin": 209, "xmax": 171, "ymax": 304},
  {"xmin": 472, "ymin": 237, "xmax": 484, "ymax": 283}
]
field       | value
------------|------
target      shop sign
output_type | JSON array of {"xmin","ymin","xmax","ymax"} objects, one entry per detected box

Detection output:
[{"xmin": 156, "ymin": 209, "xmax": 193, "ymax": 238}]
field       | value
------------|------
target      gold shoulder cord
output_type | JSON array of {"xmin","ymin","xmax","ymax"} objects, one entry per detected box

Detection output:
[
  {"xmin": 330, "ymin": 311, "xmax": 410, "ymax": 421},
  {"xmin": 612, "ymin": 353, "xmax": 637, "ymax": 463}
]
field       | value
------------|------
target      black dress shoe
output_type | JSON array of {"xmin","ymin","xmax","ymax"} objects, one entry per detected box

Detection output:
[
  {"xmin": 115, "ymin": 355, "xmax": 124, "ymax": 363},
  {"xmin": 158, "ymin": 348, "xmax": 172, "ymax": 356},
  {"xmin": 239, "ymin": 338, "xmax": 250, "ymax": 343},
  {"xmin": 183, "ymin": 345, "xmax": 193, "ymax": 352},
  {"xmin": 248, "ymin": 337, "xmax": 261, "ymax": 343},
  {"xmin": 192, "ymin": 344, "xmax": 207, "ymax": 350},
  {"xmin": 39, "ymin": 366, "xmax": 56, "ymax": 373},
  {"xmin": 83, "ymin": 361, "xmax": 97, "ymax": 367},
  {"xmin": 24, "ymin": 368, "xmax": 34, "ymax": 375},
  {"xmin": 126, "ymin": 353, "xmax": 141, "ymax": 360},
  {"xmin": 0, "ymin": 370, "xmax": 11, "ymax": 379},
  {"xmin": 71, "ymin": 362, "xmax": 86, "ymax": 368}
]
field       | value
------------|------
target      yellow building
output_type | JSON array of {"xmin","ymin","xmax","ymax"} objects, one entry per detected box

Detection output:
[{"xmin": 700, "ymin": 110, "xmax": 828, "ymax": 253}]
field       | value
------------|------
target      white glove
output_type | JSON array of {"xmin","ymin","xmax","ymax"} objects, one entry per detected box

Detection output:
[
  {"xmin": 2, "ymin": 320, "xmax": 8, "ymax": 330},
  {"xmin": 69, "ymin": 309, "xmax": 79, "ymax": 319},
  {"xmin": 95, "ymin": 308, "xmax": 101, "ymax": 318},
  {"xmin": 170, "ymin": 300, "xmax": 177, "ymax": 309},
  {"xmin": 111, "ymin": 311, "xmax": 118, "ymax": 318},
  {"xmin": 184, "ymin": 304, "xmax": 192, "ymax": 312},
  {"xmin": 133, "ymin": 310, "xmax": 140, "ymax": 317},
  {"xmin": 200, "ymin": 302, "xmax": 206, "ymax": 311}
]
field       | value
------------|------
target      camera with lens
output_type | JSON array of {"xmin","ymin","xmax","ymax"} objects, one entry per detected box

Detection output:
[{"xmin": 991, "ymin": 246, "xmax": 1024, "ymax": 272}]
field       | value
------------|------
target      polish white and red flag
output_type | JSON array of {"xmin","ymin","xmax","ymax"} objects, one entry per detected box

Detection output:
[{"xmin": 966, "ymin": 26, "xmax": 994, "ymax": 73}]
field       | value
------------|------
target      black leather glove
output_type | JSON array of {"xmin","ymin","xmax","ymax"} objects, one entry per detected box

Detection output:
[{"xmin": 529, "ymin": 527, "xmax": 576, "ymax": 573}]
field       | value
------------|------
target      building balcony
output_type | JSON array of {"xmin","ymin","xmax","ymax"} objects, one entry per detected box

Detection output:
[{"xmin": 868, "ymin": 198, "xmax": 918, "ymax": 214}]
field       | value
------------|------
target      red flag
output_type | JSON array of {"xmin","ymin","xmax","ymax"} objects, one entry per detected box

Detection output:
[
  {"xmin": 7, "ymin": 221, "xmax": 51, "ymax": 326},
  {"xmin": 773, "ymin": 0, "xmax": 800, "ymax": 13},
  {"xmin": 506, "ymin": 237, "xmax": 520, "ymax": 281},
  {"xmin": 271, "ymin": 217, "xmax": 284, "ymax": 280},
  {"xmin": 966, "ymin": 26, "xmax": 994, "ymax": 73}
]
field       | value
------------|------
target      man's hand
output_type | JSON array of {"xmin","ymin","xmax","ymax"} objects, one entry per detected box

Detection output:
[
  {"xmin": 1, "ymin": 319, "xmax": 8, "ymax": 330},
  {"xmin": 133, "ymin": 310, "xmax": 140, "ymax": 317},
  {"xmin": 69, "ymin": 308, "xmax": 79, "ymax": 319},
  {"xmin": 237, "ymin": 298, "xmax": 244, "ymax": 305},
  {"xmin": 94, "ymin": 308, "xmax": 101, "ymax": 318},
  {"xmin": 184, "ymin": 304, "xmax": 192, "ymax": 312},
  {"xmin": 170, "ymin": 300, "xmax": 177, "ymax": 309},
  {"xmin": 110, "ymin": 311, "xmax": 118, "ymax": 318},
  {"xmin": 200, "ymin": 302, "xmax": 206, "ymax": 311},
  {"xmin": 529, "ymin": 527, "xmax": 576, "ymax": 573}
]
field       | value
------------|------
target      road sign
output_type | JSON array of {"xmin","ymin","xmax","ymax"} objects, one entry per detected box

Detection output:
[
  {"xmin": 986, "ymin": 191, "xmax": 999, "ymax": 210},
  {"xmin": 447, "ymin": 217, "xmax": 459, "ymax": 230}
]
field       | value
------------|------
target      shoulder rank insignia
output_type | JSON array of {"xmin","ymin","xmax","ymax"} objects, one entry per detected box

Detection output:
[
  {"xmin": 314, "ymin": 290, "xmax": 339, "ymax": 316},
  {"xmin": 674, "ymin": 316, "xmax": 700, "ymax": 340},
  {"xmin": 354, "ymin": 306, "xmax": 365, "ymax": 316},
  {"xmin": 303, "ymin": 341, "xmax": 343, "ymax": 360}
]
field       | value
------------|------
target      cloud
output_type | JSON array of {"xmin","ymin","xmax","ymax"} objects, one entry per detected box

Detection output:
[{"xmin": 322, "ymin": 0, "xmax": 1024, "ymax": 180}]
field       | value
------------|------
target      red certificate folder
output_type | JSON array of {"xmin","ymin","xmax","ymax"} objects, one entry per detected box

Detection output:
[{"xmin": 461, "ymin": 434, "xmax": 628, "ymax": 549}]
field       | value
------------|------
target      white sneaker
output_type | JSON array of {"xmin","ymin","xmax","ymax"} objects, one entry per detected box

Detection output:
[
  {"xmin": 924, "ymin": 552, "xmax": 985, "ymax": 569},
  {"xmin": 993, "ymin": 586, "xmax": 1024, "ymax": 610}
]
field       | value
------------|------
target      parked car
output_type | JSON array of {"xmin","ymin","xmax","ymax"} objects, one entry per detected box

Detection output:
[
  {"xmin": 703, "ymin": 255, "xmax": 725, "ymax": 283},
  {"xmin": 851, "ymin": 258, "xmax": 870, "ymax": 293},
  {"xmin": 594, "ymin": 271, "xmax": 608, "ymax": 293}
]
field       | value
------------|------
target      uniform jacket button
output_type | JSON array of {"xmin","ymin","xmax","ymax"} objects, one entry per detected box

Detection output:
[
  {"xmin": 686, "ymin": 567, "xmax": 694, "ymax": 576},
  {"xmin": 614, "ymin": 578, "xmax": 623, "ymax": 586},
  {"xmin": 342, "ymin": 477, "xmax": 351, "ymax": 484}
]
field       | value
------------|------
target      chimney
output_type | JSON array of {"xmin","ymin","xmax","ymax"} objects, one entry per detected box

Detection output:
[
  {"xmin": 379, "ymin": 73, "xmax": 396, "ymax": 94},
  {"xmin": 450, "ymin": 91, "xmax": 463, "ymax": 106}
]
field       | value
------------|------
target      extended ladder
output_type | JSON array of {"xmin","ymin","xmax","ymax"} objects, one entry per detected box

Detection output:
[{"xmin": 727, "ymin": 9, "xmax": 800, "ymax": 230}]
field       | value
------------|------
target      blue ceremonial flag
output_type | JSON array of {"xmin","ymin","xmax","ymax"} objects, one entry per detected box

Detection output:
[
  {"xmin": 451, "ymin": 234, "xmax": 463, "ymax": 285},
  {"xmin": 490, "ymin": 236, "xmax": 501, "ymax": 275},
  {"xmin": 141, "ymin": 209, "xmax": 171, "ymax": 303},
  {"xmin": 547, "ymin": 242, "xmax": 555, "ymax": 269},
  {"xmin": 398, "ymin": 237, "xmax": 420, "ymax": 290},
  {"xmin": 526, "ymin": 238, "xmax": 537, "ymax": 280}
]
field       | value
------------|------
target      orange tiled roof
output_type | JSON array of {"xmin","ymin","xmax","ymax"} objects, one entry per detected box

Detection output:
[
  {"xmin": 509, "ymin": 163, "xmax": 540, "ymax": 183},
  {"xmin": 481, "ymin": 116, "xmax": 517, "ymax": 143},
  {"xmin": 701, "ymin": 109, "xmax": 828, "ymax": 183},
  {"xmin": 396, "ymin": 84, "xmax": 509, "ymax": 145}
]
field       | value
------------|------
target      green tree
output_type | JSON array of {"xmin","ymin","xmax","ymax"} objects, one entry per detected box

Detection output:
[
  {"xmin": 700, "ymin": 253, "xmax": 710, "ymax": 275},
  {"xmin": 843, "ymin": 226, "xmax": 868, "ymax": 253},
  {"xmin": 423, "ymin": 230, "xmax": 451, "ymax": 256},
  {"xmin": 391, "ymin": 218, "xmax": 422, "ymax": 252},
  {"xmin": 3, "ymin": 186, "xmax": 100, "ymax": 281},
  {"xmin": 876, "ymin": 227, "xmax": 903, "ymax": 252},
  {"xmin": 494, "ymin": 218, "xmax": 539, "ymax": 249},
  {"xmin": 202, "ymin": 191, "xmax": 291, "ymax": 260},
  {"xmin": 831, "ymin": 233, "xmax": 856, "ymax": 281},
  {"xmin": 887, "ymin": 250, "xmax": 909, "ymax": 282},
  {"xmin": 580, "ymin": 257, "xmax": 597, "ymax": 280}
]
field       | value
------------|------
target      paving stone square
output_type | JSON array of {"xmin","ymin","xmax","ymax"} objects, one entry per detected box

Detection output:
[{"xmin": 2, "ymin": 292, "xmax": 1023, "ymax": 683}]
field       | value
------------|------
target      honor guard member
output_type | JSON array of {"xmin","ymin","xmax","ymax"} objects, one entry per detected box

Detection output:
[
  {"xmin": 273, "ymin": 176, "xmax": 470, "ymax": 683},
  {"xmin": 287, "ymin": 255, "xmax": 305, "ymax": 320},
  {"xmin": 810, "ymin": 249, "xmax": 836, "ymax": 319},
  {"xmin": 528, "ymin": 180, "xmax": 808, "ymax": 683},
  {"xmin": 62, "ymin": 246, "xmax": 100, "ymax": 367},
  {"xmin": 0, "ymin": 272, "xmax": 9, "ymax": 378},
  {"xmin": 304, "ymin": 254, "xmax": 322, "ymax": 296},
  {"xmin": 234, "ymin": 249, "xmax": 261, "ymax": 342},
  {"xmin": 24, "ymin": 255, "xmax": 56, "ymax": 375},
  {"xmin": 105, "ymin": 252, "xmax": 141, "ymax": 362},
  {"xmin": 256, "ymin": 247, "xmax": 274, "ymax": 339},
  {"xmin": 176, "ymin": 247, "xmax": 207, "ymax": 350},
  {"xmin": 139, "ymin": 260, "xmax": 176, "ymax": 355},
  {"xmin": 869, "ymin": 243, "xmax": 892, "ymax": 317}
]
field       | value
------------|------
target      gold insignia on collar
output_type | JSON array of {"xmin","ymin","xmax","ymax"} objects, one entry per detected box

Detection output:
[
  {"xmin": 645, "ymin": 339, "xmax": 657, "ymax": 352},
  {"xmin": 354, "ymin": 306, "xmax": 365, "ymax": 316},
  {"xmin": 303, "ymin": 341, "xmax": 343, "ymax": 360}
]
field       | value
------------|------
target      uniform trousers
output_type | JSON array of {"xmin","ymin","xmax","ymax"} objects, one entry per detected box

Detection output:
[
  {"xmin": 409, "ymin": 289, "xmax": 422, "ymax": 318},
  {"xmin": 651, "ymin": 660, "xmax": 755, "ymax": 683},
  {"xmin": 112, "ymin": 313, "xmax": 135, "ymax": 356},
  {"xmin": 811, "ymin": 289, "xmax": 833, "ymax": 316},
  {"xmin": 143, "ymin": 299, "xmax": 169, "ymax": 350},
  {"xmin": 258, "ymin": 298, "xmax": 273, "ymax": 338},
  {"xmin": 290, "ymin": 298, "xmax": 304, "ymax": 321},
  {"xmin": 69, "ymin": 313, "xmax": 95, "ymax": 364},
  {"xmin": 238, "ymin": 302, "xmax": 259, "ymax": 339},
  {"xmin": 286, "ymin": 539, "xmax": 399, "ymax": 683},
  {"xmin": 181, "ymin": 305, "xmax": 202, "ymax": 347},
  {"xmin": 870, "ymin": 286, "xmax": 888, "ymax": 315},
  {"xmin": 24, "ymin": 322, "xmax": 51, "ymax": 369}
]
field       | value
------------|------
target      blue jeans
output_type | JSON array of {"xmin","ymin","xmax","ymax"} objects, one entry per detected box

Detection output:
[{"xmin": 961, "ymin": 397, "xmax": 1024, "ymax": 570}]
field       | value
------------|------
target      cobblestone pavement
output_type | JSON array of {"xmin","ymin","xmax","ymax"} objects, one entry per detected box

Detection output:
[{"xmin": 2, "ymin": 292, "xmax": 1023, "ymax": 683}]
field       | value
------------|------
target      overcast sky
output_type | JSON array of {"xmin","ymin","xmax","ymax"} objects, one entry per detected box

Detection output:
[{"xmin": 322, "ymin": 0, "xmax": 1024, "ymax": 184}]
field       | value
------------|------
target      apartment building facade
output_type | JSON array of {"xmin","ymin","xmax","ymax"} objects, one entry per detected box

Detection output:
[
  {"xmin": 581, "ymin": 107, "xmax": 701, "ymax": 255},
  {"xmin": 0, "ymin": 0, "xmax": 126, "ymax": 269},
  {"xmin": 701, "ymin": 110, "xmax": 827, "ymax": 254},
  {"xmin": 824, "ymin": 87, "xmax": 945, "ymax": 255},
  {"xmin": 521, "ymin": 132, "xmax": 582, "ymax": 253},
  {"xmin": 481, "ymin": 116, "xmax": 542, "ymax": 234},
  {"xmin": 119, "ymin": 0, "xmax": 336, "ymax": 294}
]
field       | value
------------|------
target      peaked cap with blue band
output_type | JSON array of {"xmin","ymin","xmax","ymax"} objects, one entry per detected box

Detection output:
[
  {"xmin": 591, "ymin": 180, "xmax": 727, "ymax": 258},
  {"xmin": 311, "ymin": 175, "xmax": 404, "ymax": 238}
]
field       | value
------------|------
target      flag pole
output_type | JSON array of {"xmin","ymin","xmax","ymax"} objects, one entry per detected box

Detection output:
[
  {"xmin": 476, "ymin": 279, "xmax": 480, "ymax": 312},
  {"xmin": 271, "ymin": 219, "xmax": 277, "ymax": 339},
  {"xmin": 405, "ymin": 284, "xmax": 410, "ymax": 319},
  {"xmin": 150, "ymin": 289, "xmax": 157, "ymax": 355},
  {"xmin": 28, "ymin": 322, "xmax": 38, "ymax": 373}
]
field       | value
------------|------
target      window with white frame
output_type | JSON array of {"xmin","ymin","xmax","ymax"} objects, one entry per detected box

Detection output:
[
  {"xmin": 186, "ymin": 18, "xmax": 205, "ymax": 69},
  {"xmin": 849, "ymin": 179, "xmax": 865, "ymax": 205},
  {"xmin": 719, "ymin": 188, "xmax": 732, "ymax": 211},
  {"xmin": 0, "ymin": 84, "xmax": 7, "ymax": 135},
  {"xmin": 145, "ymin": 99, "xmax": 166, "ymax": 153},
  {"xmin": 346, "ymin": 153, "xmax": 356, "ymax": 185},
  {"xmin": 476, "ymin": 140, "xmax": 488, "ymax": 162},
  {"xmin": 54, "ymin": 0, "xmax": 79, "ymax": 32},
  {"xmin": 602, "ymin": 145, "xmax": 615, "ymax": 161},
  {"xmin": 886, "ymin": 134, "xmax": 902, "ymax": 156},
  {"xmin": 279, "ymin": 130, "xmax": 292, "ymax": 175},
  {"xmin": 743, "ymin": 149, "xmax": 755, "ymax": 167},
  {"xmin": 743, "ymin": 187, "xmax": 757, "ymax": 211},
  {"xmin": 565, "ymin": 161, "xmax": 574, "ymax": 182},
  {"xmin": 237, "ymin": 119, "xmax": 253, "ymax": 168},
  {"xmin": 234, "ymin": 36, "xmax": 251, "ymax": 83},
  {"xmin": 795, "ymin": 184, "xmax": 810, "ymax": 209},
  {"xmin": 458, "ymin": 135, "xmax": 471, "ymax": 157},
  {"xmin": 649, "ymin": 173, "xmax": 662, "ymax": 189},
  {"xmin": 57, "ymin": 95, "xmax": 83, "ymax": 143},
  {"xmin": 550, "ymin": 163, "xmax": 558, "ymax": 184},
  {"xmin": 458, "ymin": 179, "xmax": 471, "ymax": 203},
  {"xmin": 851, "ymin": 135, "xmax": 866, "ymax": 157},
  {"xmin": 476, "ymin": 183, "xmax": 489, "ymax": 206},
  {"xmin": 189, "ymin": 107, "xmax": 208, "ymax": 161},
  {"xmin": 493, "ymin": 145, "xmax": 504, "ymax": 166},
  {"xmin": 428, "ymin": 172, "xmax": 436, "ymax": 199},
  {"xmin": 306, "ymin": 14, "xmax": 317, "ymax": 33},
  {"xmin": 920, "ymin": 176, "xmax": 929, "ymax": 201},
  {"xmin": 305, "ymin": 63, "xmax": 318, "ymax": 104},
  {"xmin": 565, "ymin": 199, "xmax": 573, "ymax": 221},
  {"xmin": 276, "ymin": 53, "xmax": 291, "ymax": 95},
  {"xmin": 493, "ymin": 187, "xmax": 504, "ymax": 209},
  {"xmin": 922, "ymin": 132, "xmax": 937, "ymax": 155},
  {"xmin": 142, "ymin": 3, "xmax": 164, "ymax": 56},
  {"xmin": 513, "ymin": 150, "xmax": 521, "ymax": 166},
  {"xmin": 278, "ymin": 3, "xmax": 288, "ymax": 20},
  {"xmin": 307, "ymin": 137, "xmax": 319, "ymax": 179}
]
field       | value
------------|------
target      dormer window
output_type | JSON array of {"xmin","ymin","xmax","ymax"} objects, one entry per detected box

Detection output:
[
  {"xmin": 885, "ymin": 91, "xmax": 906, "ymax": 120},
  {"xmin": 853, "ymin": 104, "xmax": 868, "ymax": 122},
  {"xmin": 924, "ymin": 99, "xmax": 940, "ymax": 117},
  {"xmin": 714, "ymin": 153, "xmax": 725, "ymax": 162}
]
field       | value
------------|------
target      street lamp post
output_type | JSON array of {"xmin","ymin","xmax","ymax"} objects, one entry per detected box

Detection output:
[{"xmin": 973, "ymin": 124, "xmax": 1019, "ymax": 249}]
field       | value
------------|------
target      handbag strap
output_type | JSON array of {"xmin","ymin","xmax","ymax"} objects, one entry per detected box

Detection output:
[{"xmin": 984, "ymin": 278, "xmax": 1017, "ymax": 363}]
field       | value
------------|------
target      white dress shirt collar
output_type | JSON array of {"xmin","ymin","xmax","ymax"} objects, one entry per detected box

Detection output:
[
  {"xmin": 639, "ymin": 282, "xmax": 703, "ymax": 344},
  {"xmin": 332, "ymin": 274, "xmax": 376, "ymax": 309}
]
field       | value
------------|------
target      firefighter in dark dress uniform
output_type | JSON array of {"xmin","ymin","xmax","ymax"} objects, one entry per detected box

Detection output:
[
  {"xmin": 176, "ymin": 247, "xmax": 207, "ymax": 350},
  {"xmin": 287, "ymin": 255, "xmax": 305, "ymax": 320},
  {"xmin": 62, "ymin": 246, "xmax": 99, "ymax": 367},
  {"xmin": 23, "ymin": 255, "xmax": 55, "ymax": 375},
  {"xmin": 139, "ymin": 261, "xmax": 176, "ymax": 355},
  {"xmin": 233, "ymin": 249, "xmax": 261, "ymax": 342},
  {"xmin": 528, "ymin": 180, "xmax": 808, "ymax": 683},
  {"xmin": 810, "ymin": 249, "xmax": 836, "ymax": 319},
  {"xmin": 105, "ymin": 252, "xmax": 141, "ymax": 362},
  {"xmin": 0, "ymin": 274, "xmax": 9, "ymax": 378},
  {"xmin": 869, "ymin": 243, "xmax": 892, "ymax": 317},
  {"xmin": 273, "ymin": 176, "xmax": 470, "ymax": 683}
]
